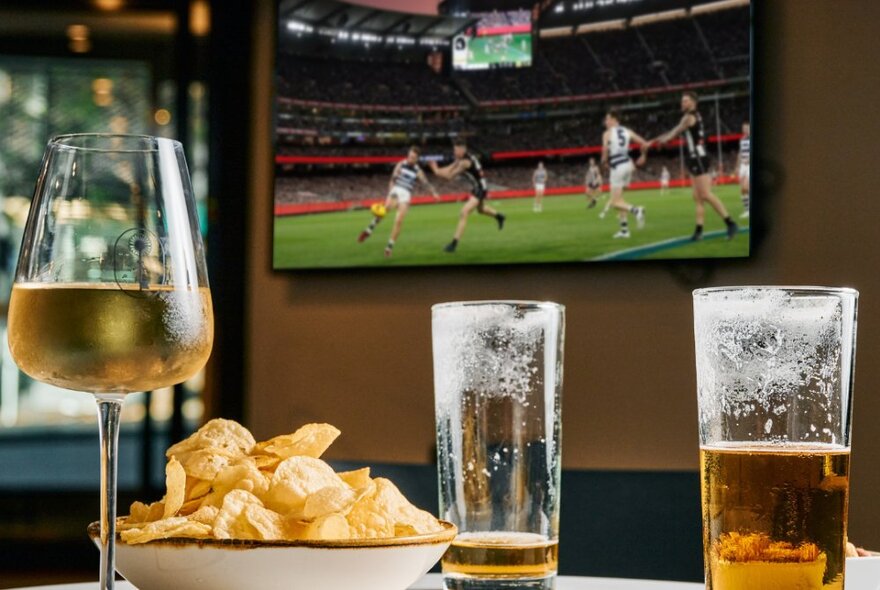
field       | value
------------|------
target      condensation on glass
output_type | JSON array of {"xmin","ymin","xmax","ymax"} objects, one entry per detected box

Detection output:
[
  {"xmin": 433, "ymin": 301, "xmax": 564, "ymax": 590},
  {"xmin": 694, "ymin": 287, "xmax": 858, "ymax": 590}
]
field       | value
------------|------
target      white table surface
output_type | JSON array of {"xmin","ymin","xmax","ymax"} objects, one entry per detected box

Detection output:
[{"xmin": 11, "ymin": 574, "xmax": 704, "ymax": 590}]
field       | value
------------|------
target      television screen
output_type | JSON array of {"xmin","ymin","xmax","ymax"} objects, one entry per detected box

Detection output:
[
  {"xmin": 274, "ymin": 0, "xmax": 752, "ymax": 269},
  {"xmin": 452, "ymin": 10, "xmax": 534, "ymax": 71}
]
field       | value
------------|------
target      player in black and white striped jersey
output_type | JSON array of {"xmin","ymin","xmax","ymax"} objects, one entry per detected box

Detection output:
[
  {"xmin": 430, "ymin": 138, "xmax": 506, "ymax": 253},
  {"xmin": 650, "ymin": 92, "xmax": 738, "ymax": 242},
  {"xmin": 736, "ymin": 121, "xmax": 750, "ymax": 219},
  {"xmin": 358, "ymin": 145, "xmax": 438, "ymax": 258}
]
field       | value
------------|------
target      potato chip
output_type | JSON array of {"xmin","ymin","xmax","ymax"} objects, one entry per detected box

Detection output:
[
  {"xmin": 121, "ymin": 517, "xmax": 212, "ymax": 545},
  {"xmin": 243, "ymin": 504, "xmax": 287, "ymax": 540},
  {"xmin": 302, "ymin": 486, "xmax": 358, "ymax": 521},
  {"xmin": 181, "ymin": 447, "xmax": 238, "ymax": 481},
  {"xmin": 347, "ymin": 478, "xmax": 442, "ymax": 539},
  {"xmin": 255, "ymin": 423, "xmax": 340, "ymax": 459},
  {"xmin": 178, "ymin": 498, "xmax": 203, "ymax": 516},
  {"xmin": 163, "ymin": 457, "xmax": 187, "ymax": 519},
  {"xmin": 213, "ymin": 489, "xmax": 286, "ymax": 541},
  {"xmin": 213, "ymin": 460, "xmax": 270, "ymax": 498},
  {"xmin": 282, "ymin": 519, "xmax": 310, "ymax": 541},
  {"xmin": 166, "ymin": 418, "xmax": 255, "ymax": 462},
  {"xmin": 212, "ymin": 489, "xmax": 262, "ymax": 539},
  {"xmin": 186, "ymin": 505, "xmax": 219, "ymax": 526},
  {"xmin": 125, "ymin": 500, "xmax": 165, "ymax": 525},
  {"xmin": 337, "ymin": 467, "xmax": 371, "ymax": 489},
  {"xmin": 264, "ymin": 456, "xmax": 347, "ymax": 518},
  {"xmin": 187, "ymin": 478, "xmax": 212, "ymax": 502},
  {"xmin": 123, "ymin": 419, "xmax": 443, "ymax": 543},
  {"xmin": 303, "ymin": 513, "xmax": 351, "ymax": 541},
  {"xmin": 253, "ymin": 454, "xmax": 282, "ymax": 471}
]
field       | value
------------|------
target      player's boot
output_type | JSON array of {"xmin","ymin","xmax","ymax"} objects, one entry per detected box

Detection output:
[
  {"xmin": 726, "ymin": 220, "xmax": 739, "ymax": 240},
  {"xmin": 357, "ymin": 230, "xmax": 371, "ymax": 243},
  {"xmin": 444, "ymin": 240, "xmax": 458, "ymax": 253},
  {"xmin": 587, "ymin": 199, "xmax": 597, "ymax": 209},
  {"xmin": 613, "ymin": 229, "xmax": 631, "ymax": 239},
  {"xmin": 496, "ymin": 213, "xmax": 506, "ymax": 230},
  {"xmin": 690, "ymin": 229, "xmax": 704, "ymax": 242},
  {"xmin": 739, "ymin": 210, "xmax": 750, "ymax": 219},
  {"xmin": 384, "ymin": 247, "xmax": 393, "ymax": 258},
  {"xmin": 635, "ymin": 207, "xmax": 646, "ymax": 229}
]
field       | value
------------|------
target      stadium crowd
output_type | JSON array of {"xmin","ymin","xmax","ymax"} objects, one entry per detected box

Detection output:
[
  {"xmin": 277, "ymin": 55, "xmax": 466, "ymax": 107},
  {"xmin": 275, "ymin": 95, "xmax": 749, "ymax": 156},
  {"xmin": 475, "ymin": 9, "xmax": 532, "ymax": 30},
  {"xmin": 275, "ymin": 7, "xmax": 749, "ymax": 106}
]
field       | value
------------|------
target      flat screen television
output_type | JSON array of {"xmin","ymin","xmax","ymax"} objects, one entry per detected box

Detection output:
[
  {"xmin": 273, "ymin": 0, "xmax": 752, "ymax": 269},
  {"xmin": 452, "ymin": 10, "xmax": 533, "ymax": 70}
]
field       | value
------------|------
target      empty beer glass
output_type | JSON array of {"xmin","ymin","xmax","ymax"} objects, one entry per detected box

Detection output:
[{"xmin": 433, "ymin": 301, "xmax": 564, "ymax": 590}]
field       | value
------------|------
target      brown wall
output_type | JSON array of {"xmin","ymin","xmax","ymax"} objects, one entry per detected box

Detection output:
[{"xmin": 246, "ymin": 1, "xmax": 880, "ymax": 545}]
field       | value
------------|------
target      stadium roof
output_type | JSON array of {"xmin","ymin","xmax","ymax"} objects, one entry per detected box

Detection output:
[
  {"xmin": 279, "ymin": 0, "xmax": 476, "ymax": 41},
  {"xmin": 540, "ymin": 0, "xmax": 749, "ymax": 28}
]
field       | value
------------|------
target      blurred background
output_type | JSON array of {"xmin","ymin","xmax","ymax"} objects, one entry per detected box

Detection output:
[{"xmin": 2, "ymin": 0, "xmax": 880, "ymax": 588}]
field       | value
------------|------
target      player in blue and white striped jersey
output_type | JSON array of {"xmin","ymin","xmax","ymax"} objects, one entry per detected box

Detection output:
[
  {"xmin": 532, "ymin": 162, "xmax": 548, "ymax": 212},
  {"xmin": 358, "ymin": 145, "xmax": 438, "ymax": 258},
  {"xmin": 601, "ymin": 109, "xmax": 650, "ymax": 239},
  {"xmin": 736, "ymin": 121, "xmax": 750, "ymax": 219}
]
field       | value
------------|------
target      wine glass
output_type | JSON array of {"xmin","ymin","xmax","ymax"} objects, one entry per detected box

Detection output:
[{"xmin": 7, "ymin": 134, "xmax": 214, "ymax": 589}]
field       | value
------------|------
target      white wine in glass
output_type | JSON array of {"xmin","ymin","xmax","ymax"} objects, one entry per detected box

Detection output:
[{"xmin": 7, "ymin": 134, "xmax": 214, "ymax": 589}]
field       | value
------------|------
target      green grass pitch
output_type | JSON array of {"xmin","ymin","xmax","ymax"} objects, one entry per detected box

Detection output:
[
  {"xmin": 466, "ymin": 33, "xmax": 532, "ymax": 67},
  {"xmin": 273, "ymin": 185, "xmax": 749, "ymax": 269}
]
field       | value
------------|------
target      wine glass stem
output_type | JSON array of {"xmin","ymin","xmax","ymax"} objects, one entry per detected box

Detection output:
[{"xmin": 96, "ymin": 394, "xmax": 124, "ymax": 590}]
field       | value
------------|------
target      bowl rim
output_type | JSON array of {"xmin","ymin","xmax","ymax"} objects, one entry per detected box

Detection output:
[{"xmin": 88, "ymin": 519, "xmax": 457, "ymax": 549}]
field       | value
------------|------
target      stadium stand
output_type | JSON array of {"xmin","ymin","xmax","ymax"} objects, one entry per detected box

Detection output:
[
  {"xmin": 276, "ymin": 95, "xmax": 749, "ymax": 156},
  {"xmin": 277, "ymin": 56, "xmax": 467, "ymax": 107},
  {"xmin": 276, "ymin": 7, "xmax": 749, "ymax": 106}
]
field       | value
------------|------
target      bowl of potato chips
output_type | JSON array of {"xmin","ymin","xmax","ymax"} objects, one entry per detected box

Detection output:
[{"xmin": 89, "ymin": 419, "xmax": 456, "ymax": 590}]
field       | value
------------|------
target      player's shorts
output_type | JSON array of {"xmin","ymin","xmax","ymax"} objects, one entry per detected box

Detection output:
[
  {"xmin": 609, "ymin": 160, "xmax": 634, "ymax": 189},
  {"xmin": 661, "ymin": 178, "xmax": 670, "ymax": 187},
  {"xmin": 470, "ymin": 186, "xmax": 488, "ymax": 202},
  {"xmin": 389, "ymin": 186, "xmax": 412, "ymax": 204},
  {"xmin": 586, "ymin": 181, "xmax": 600, "ymax": 191},
  {"xmin": 534, "ymin": 183, "xmax": 545, "ymax": 192},
  {"xmin": 687, "ymin": 155, "xmax": 712, "ymax": 177},
  {"xmin": 739, "ymin": 164, "xmax": 750, "ymax": 182}
]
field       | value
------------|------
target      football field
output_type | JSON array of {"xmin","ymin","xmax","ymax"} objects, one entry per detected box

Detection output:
[
  {"xmin": 273, "ymin": 185, "xmax": 749, "ymax": 269},
  {"xmin": 466, "ymin": 33, "xmax": 532, "ymax": 67}
]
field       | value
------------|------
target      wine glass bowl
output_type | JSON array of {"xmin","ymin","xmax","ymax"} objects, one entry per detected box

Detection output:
[{"xmin": 7, "ymin": 133, "xmax": 213, "ymax": 589}]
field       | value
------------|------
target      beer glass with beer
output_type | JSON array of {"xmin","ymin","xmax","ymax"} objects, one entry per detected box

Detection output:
[
  {"xmin": 694, "ymin": 287, "xmax": 857, "ymax": 590},
  {"xmin": 8, "ymin": 134, "xmax": 213, "ymax": 589},
  {"xmin": 433, "ymin": 301, "xmax": 564, "ymax": 590}
]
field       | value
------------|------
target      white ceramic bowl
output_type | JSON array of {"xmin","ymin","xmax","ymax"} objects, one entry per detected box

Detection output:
[
  {"xmin": 847, "ymin": 556, "xmax": 880, "ymax": 590},
  {"xmin": 89, "ymin": 521, "xmax": 456, "ymax": 590}
]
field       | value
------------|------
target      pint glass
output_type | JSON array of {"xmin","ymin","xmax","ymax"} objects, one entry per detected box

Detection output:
[
  {"xmin": 433, "ymin": 301, "xmax": 564, "ymax": 590},
  {"xmin": 694, "ymin": 287, "xmax": 858, "ymax": 590}
]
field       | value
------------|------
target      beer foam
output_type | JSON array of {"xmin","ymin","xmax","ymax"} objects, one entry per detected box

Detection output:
[
  {"xmin": 432, "ymin": 303, "xmax": 554, "ymax": 409},
  {"xmin": 694, "ymin": 288, "xmax": 854, "ymax": 445}
]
